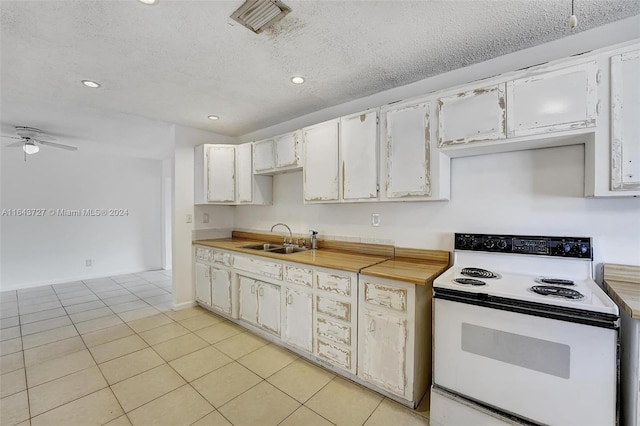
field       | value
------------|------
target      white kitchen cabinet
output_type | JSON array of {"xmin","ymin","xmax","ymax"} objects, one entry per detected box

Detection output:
[
  {"xmin": 239, "ymin": 276, "xmax": 259, "ymax": 326},
  {"xmin": 438, "ymin": 84, "xmax": 506, "ymax": 147},
  {"xmin": 238, "ymin": 274, "xmax": 281, "ymax": 336},
  {"xmin": 253, "ymin": 130, "xmax": 302, "ymax": 174},
  {"xmin": 314, "ymin": 267, "xmax": 358, "ymax": 374},
  {"xmin": 195, "ymin": 143, "xmax": 271, "ymax": 205},
  {"xmin": 611, "ymin": 50, "xmax": 640, "ymax": 190},
  {"xmin": 506, "ymin": 62, "xmax": 598, "ymax": 137},
  {"xmin": 303, "ymin": 119, "xmax": 340, "ymax": 202},
  {"xmin": 357, "ymin": 275, "xmax": 431, "ymax": 404},
  {"xmin": 360, "ymin": 309, "xmax": 408, "ymax": 396},
  {"xmin": 195, "ymin": 261, "xmax": 211, "ymax": 306},
  {"xmin": 283, "ymin": 286, "xmax": 313, "ymax": 352},
  {"xmin": 211, "ymin": 267, "xmax": 232, "ymax": 316},
  {"xmin": 253, "ymin": 139, "xmax": 275, "ymax": 172},
  {"xmin": 274, "ymin": 131, "xmax": 301, "ymax": 169},
  {"xmin": 340, "ymin": 110, "xmax": 379, "ymax": 200}
]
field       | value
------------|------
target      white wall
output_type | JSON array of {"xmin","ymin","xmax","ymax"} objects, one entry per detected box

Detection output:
[
  {"xmin": 172, "ymin": 125, "xmax": 236, "ymax": 308},
  {"xmin": 235, "ymin": 144, "xmax": 640, "ymax": 267},
  {"xmin": 0, "ymin": 146, "xmax": 164, "ymax": 291}
]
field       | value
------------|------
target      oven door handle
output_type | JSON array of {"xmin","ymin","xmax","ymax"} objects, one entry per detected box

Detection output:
[{"xmin": 434, "ymin": 287, "xmax": 620, "ymax": 330}]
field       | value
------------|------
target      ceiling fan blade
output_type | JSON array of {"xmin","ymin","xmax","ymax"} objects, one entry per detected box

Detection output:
[
  {"xmin": 1, "ymin": 135, "xmax": 22, "ymax": 140},
  {"xmin": 38, "ymin": 140, "xmax": 77, "ymax": 151},
  {"xmin": 6, "ymin": 141, "xmax": 24, "ymax": 148}
]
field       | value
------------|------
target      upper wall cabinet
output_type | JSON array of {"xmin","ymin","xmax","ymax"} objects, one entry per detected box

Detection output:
[
  {"xmin": 303, "ymin": 119, "xmax": 340, "ymax": 202},
  {"xmin": 380, "ymin": 99, "xmax": 450, "ymax": 201},
  {"xmin": 195, "ymin": 143, "xmax": 272, "ymax": 205},
  {"xmin": 611, "ymin": 50, "xmax": 640, "ymax": 191},
  {"xmin": 254, "ymin": 130, "xmax": 302, "ymax": 175},
  {"xmin": 340, "ymin": 110, "xmax": 379, "ymax": 201},
  {"xmin": 437, "ymin": 84, "xmax": 506, "ymax": 147},
  {"xmin": 506, "ymin": 62, "xmax": 599, "ymax": 138}
]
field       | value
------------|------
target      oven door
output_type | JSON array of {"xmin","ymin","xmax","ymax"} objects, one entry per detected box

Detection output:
[{"xmin": 433, "ymin": 297, "xmax": 617, "ymax": 426}]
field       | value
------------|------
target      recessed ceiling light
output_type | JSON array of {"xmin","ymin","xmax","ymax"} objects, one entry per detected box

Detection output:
[
  {"xmin": 290, "ymin": 76, "xmax": 305, "ymax": 84},
  {"xmin": 138, "ymin": 0, "xmax": 159, "ymax": 5},
  {"xmin": 207, "ymin": 115, "xmax": 220, "ymax": 121},
  {"xmin": 81, "ymin": 80, "xmax": 101, "ymax": 88}
]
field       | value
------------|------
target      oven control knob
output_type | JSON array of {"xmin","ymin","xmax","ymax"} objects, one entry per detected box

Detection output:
[
  {"xmin": 484, "ymin": 240, "xmax": 495, "ymax": 249},
  {"xmin": 563, "ymin": 243, "xmax": 573, "ymax": 253},
  {"xmin": 457, "ymin": 236, "xmax": 471, "ymax": 248},
  {"xmin": 580, "ymin": 244, "xmax": 589, "ymax": 255},
  {"xmin": 496, "ymin": 240, "xmax": 507, "ymax": 250}
]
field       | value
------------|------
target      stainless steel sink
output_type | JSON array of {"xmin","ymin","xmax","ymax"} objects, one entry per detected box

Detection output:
[
  {"xmin": 241, "ymin": 243, "xmax": 284, "ymax": 251},
  {"xmin": 269, "ymin": 246, "xmax": 307, "ymax": 254},
  {"xmin": 240, "ymin": 243, "xmax": 307, "ymax": 254}
]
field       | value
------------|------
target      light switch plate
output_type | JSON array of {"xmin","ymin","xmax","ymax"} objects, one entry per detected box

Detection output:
[
  {"xmin": 371, "ymin": 213, "xmax": 381, "ymax": 227},
  {"xmin": 186, "ymin": 214, "xmax": 193, "ymax": 223}
]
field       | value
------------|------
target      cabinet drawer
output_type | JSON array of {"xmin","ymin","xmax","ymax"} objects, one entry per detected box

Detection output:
[
  {"xmin": 316, "ymin": 271, "xmax": 351, "ymax": 296},
  {"xmin": 234, "ymin": 255, "xmax": 282, "ymax": 280},
  {"xmin": 316, "ymin": 296, "xmax": 351, "ymax": 322},
  {"xmin": 284, "ymin": 265, "xmax": 313, "ymax": 287},
  {"xmin": 317, "ymin": 339, "xmax": 351, "ymax": 371},
  {"xmin": 213, "ymin": 250, "xmax": 232, "ymax": 267},
  {"xmin": 195, "ymin": 247, "xmax": 212, "ymax": 262},
  {"xmin": 316, "ymin": 317, "xmax": 351, "ymax": 346},
  {"xmin": 364, "ymin": 282, "xmax": 407, "ymax": 312}
]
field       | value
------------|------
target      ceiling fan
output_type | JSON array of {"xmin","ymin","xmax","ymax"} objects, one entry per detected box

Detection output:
[{"xmin": 1, "ymin": 126, "xmax": 77, "ymax": 160}]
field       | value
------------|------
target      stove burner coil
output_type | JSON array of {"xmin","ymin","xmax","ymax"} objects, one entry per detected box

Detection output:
[
  {"xmin": 461, "ymin": 267, "xmax": 499, "ymax": 279},
  {"xmin": 454, "ymin": 278, "xmax": 487, "ymax": 286},
  {"xmin": 530, "ymin": 285, "xmax": 584, "ymax": 300},
  {"xmin": 535, "ymin": 277, "xmax": 575, "ymax": 286}
]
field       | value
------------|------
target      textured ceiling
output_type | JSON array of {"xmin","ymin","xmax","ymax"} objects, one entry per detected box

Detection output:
[{"xmin": 1, "ymin": 0, "xmax": 639, "ymax": 152}]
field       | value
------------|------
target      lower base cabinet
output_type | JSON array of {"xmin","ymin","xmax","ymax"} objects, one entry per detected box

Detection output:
[
  {"xmin": 194, "ymin": 245, "xmax": 432, "ymax": 407},
  {"xmin": 238, "ymin": 275, "xmax": 281, "ymax": 336},
  {"xmin": 283, "ymin": 286, "xmax": 313, "ymax": 352},
  {"xmin": 357, "ymin": 276, "xmax": 431, "ymax": 404}
]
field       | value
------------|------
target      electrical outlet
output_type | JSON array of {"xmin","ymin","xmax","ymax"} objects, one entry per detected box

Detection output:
[
  {"xmin": 186, "ymin": 214, "xmax": 193, "ymax": 223},
  {"xmin": 371, "ymin": 213, "xmax": 381, "ymax": 227},
  {"xmin": 203, "ymin": 213, "xmax": 209, "ymax": 224},
  {"xmin": 85, "ymin": 259, "xmax": 92, "ymax": 267}
]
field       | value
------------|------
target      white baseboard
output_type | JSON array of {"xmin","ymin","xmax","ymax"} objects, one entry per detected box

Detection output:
[
  {"xmin": 172, "ymin": 300, "xmax": 197, "ymax": 310},
  {"xmin": 0, "ymin": 267, "xmax": 165, "ymax": 292}
]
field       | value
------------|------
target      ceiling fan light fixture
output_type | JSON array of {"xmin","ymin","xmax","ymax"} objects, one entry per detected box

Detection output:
[
  {"xmin": 81, "ymin": 80, "xmax": 101, "ymax": 88},
  {"xmin": 23, "ymin": 142, "xmax": 39, "ymax": 154},
  {"xmin": 230, "ymin": 0, "xmax": 291, "ymax": 34},
  {"xmin": 290, "ymin": 76, "xmax": 305, "ymax": 84}
]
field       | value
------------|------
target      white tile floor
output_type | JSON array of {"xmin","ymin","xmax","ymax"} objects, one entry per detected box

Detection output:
[{"xmin": 0, "ymin": 271, "xmax": 430, "ymax": 425}]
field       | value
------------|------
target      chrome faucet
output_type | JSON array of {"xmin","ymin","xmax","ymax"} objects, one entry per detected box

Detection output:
[{"xmin": 271, "ymin": 223, "xmax": 293, "ymax": 246}]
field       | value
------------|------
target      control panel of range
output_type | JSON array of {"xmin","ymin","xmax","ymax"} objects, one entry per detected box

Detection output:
[{"xmin": 455, "ymin": 233, "xmax": 592, "ymax": 259}]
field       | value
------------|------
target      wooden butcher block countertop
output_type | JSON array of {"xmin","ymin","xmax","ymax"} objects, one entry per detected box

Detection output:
[
  {"xmin": 193, "ymin": 232, "xmax": 450, "ymax": 284},
  {"xmin": 603, "ymin": 264, "xmax": 640, "ymax": 320}
]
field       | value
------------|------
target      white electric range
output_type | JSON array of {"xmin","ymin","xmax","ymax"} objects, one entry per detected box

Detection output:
[{"xmin": 431, "ymin": 233, "xmax": 619, "ymax": 426}]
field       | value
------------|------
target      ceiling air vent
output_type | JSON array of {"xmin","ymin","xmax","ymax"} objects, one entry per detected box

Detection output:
[{"xmin": 230, "ymin": 0, "xmax": 291, "ymax": 34}]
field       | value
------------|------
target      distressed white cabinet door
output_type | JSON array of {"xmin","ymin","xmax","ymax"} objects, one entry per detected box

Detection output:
[
  {"xmin": 195, "ymin": 262, "xmax": 211, "ymax": 306},
  {"xmin": 359, "ymin": 309, "xmax": 408, "ymax": 397},
  {"xmin": 340, "ymin": 110, "xmax": 379, "ymax": 200},
  {"xmin": 211, "ymin": 267, "xmax": 232, "ymax": 315},
  {"xmin": 283, "ymin": 287, "xmax": 313, "ymax": 352},
  {"xmin": 506, "ymin": 62, "xmax": 598, "ymax": 137},
  {"xmin": 611, "ymin": 51, "xmax": 640, "ymax": 190},
  {"xmin": 239, "ymin": 276, "xmax": 258, "ymax": 325},
  {"xmin": 254, "ymin": 139, "xmax": 275, "ymax": 172},
  {"xmin": 236, "ymin": 143, "xmax": 253, "ymax": 203},
  {"xmin": 303, "ymin": 119, "xmax": 340, "ymax": 202},
  {"xmin": 274, "ymin": 130, "xmax": 301, "ymax": 168},
  {"xmin": 257, "ymin": 282, "xmax": 281, "ymax": 335},
  {"xmin": 384, "ymin": 101, "xmax": 431, "ymax": 198},
  {"xmin": 438, "ymin": 84, "xmax": 506, "ymax": 147},
  {"xmin": 206, "ymin": 145, "xmax": 236, "ymax": 202}
]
